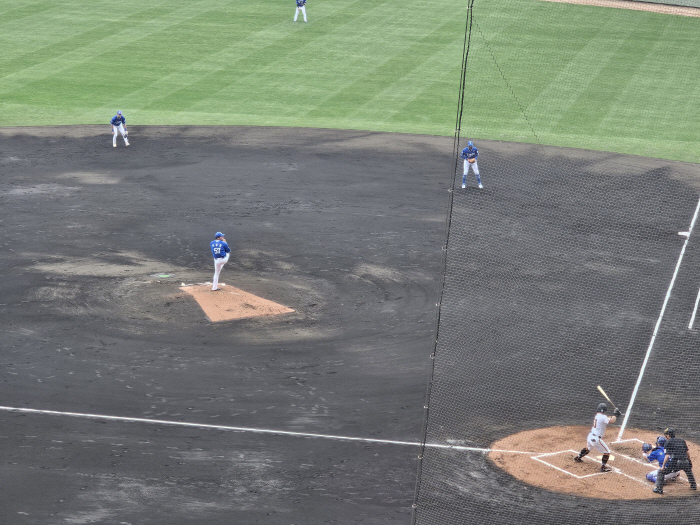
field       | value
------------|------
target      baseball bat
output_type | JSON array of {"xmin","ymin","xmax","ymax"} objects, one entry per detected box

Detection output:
[{"xmin": 596, "ymin": 385, "xmax": 619, "ymax": 411}]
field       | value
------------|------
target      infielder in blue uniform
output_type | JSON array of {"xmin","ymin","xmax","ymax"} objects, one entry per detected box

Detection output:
[
  {"xmin": 643, "ymin": 436, "xmax": 680, "ymax": 483},
  {"xmin": 294, "ymin": 0, "xmax": 307, "ymax": 22},
  {"xmin": 110, "ymin": 110, "xmax": 129, "ymax": 147},
  {"xmin": 460, "ymin": 141, "xmax": 482, "ymax": 189},
  {"xmin": 210, "ymin": 232, "xmax": 231, "ymax": 291}
]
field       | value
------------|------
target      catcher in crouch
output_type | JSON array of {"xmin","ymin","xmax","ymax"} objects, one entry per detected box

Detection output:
[
  {"xmin": 573, "ymin": 402, "xmax": 621, "ymax": 472},
  {"xmin": 643, "ymin": 435, "xmax": 681, "ymax": 483}
]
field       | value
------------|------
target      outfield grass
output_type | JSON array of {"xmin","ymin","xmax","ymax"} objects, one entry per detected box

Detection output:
[{"xmin": 1, "ymin": 0, "xmax": 698, "ymax": 162}]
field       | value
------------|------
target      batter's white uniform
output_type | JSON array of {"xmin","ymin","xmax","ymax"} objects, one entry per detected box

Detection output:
[{"xmin": 586, "ymin": 412, "xmax": 612, "ymax": 454}]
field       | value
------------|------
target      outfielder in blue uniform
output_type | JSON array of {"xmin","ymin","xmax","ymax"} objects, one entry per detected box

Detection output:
[
  {"xmin": 110, "ymin": 110, "xmax": 129, "ymax": 147},
  {"xmin": 643, "ymin": 435, "xmax": 680, "ymax": 483},
  {"xmin": 460, "ymin": 141, "xmax": 482, "ymax": 189},
  {"xmin": 294, "ymin": 0, "xmax": 307, "ymax": 22},
  {"xmin": 210, "ymin": 232, "xmax": 231, "ymax": 291}
]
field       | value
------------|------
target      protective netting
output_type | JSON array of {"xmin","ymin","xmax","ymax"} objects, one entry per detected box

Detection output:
[{"xmin": 413, "ymin": 1, "xmax": 700, "ymax": 523}]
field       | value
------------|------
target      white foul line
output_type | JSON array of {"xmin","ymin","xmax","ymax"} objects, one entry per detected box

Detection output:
[
  {"xmin": 618, "ymin": 196, "xmax": 700, "ymax": 440},
  {"xmin": 689, "ymin": 285, "xmax": 700, "ymax": 330},
  {"xmin": 0, "ymin": 405, "xmax": 537, "ymax": 455}
]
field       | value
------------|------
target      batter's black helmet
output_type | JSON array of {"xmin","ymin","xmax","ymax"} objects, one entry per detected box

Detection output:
[
  {"xmin": 597, "ymin": 403, "xmax": 607, "ymax": 413},
  {"xmin": 664, "ymin": 427, "xmax": 676, "ymax": 438}
]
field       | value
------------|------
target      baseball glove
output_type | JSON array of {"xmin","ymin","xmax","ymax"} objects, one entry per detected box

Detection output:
[
  {"xmin": 468, "ymin": 158, "xmax": 475, "ymax": 163},
  {"xmin": 642, "ymin": 443, "xmax": 652, "ymax": 453}
]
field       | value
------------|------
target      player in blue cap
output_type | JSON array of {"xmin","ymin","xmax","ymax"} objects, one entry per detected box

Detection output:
[
  {"xmin": 459, "ymin": 140, "xmax": 482, "ymax": 189},
  {"xmin": 110, "ymin": 110, "xmax": 129, "ymax": 148},
  {"xmin": 210, "ymin": 232, "xmax": 231, "ymax": 291},
  {"xmin": 643, "ymin": 435, "xmax": 680, "ymax": 483}
]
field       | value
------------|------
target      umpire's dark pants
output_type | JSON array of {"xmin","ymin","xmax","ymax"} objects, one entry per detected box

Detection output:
[{"xmin": 656, "ymin": 459, "xmax": 697, "ymax": 490}]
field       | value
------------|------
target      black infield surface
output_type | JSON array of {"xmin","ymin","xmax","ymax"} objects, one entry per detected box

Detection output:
[{"xmin": 1, "ymin": 126, "xmax": 700, "ymax": 525}]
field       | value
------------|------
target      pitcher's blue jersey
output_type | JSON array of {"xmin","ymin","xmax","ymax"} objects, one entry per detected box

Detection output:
[
  {"xmin": 111, "ymin": 114, "xmax": 126, "ymax": 126},
  {"xmin": 460, "ymin": 146, "xmax": 478, "ymax": 160},
  {"xmin": 211, "ymin": 239, "xmax": 230, "ymax": 259}
]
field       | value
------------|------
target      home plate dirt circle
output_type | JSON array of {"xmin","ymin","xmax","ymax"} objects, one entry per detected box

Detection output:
[{"xmin": 488, "ymin": 426, "xmax": 700, "ymax": 500}]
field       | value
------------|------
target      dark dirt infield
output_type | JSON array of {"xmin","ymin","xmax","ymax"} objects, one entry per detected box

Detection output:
[
  {"xmin": 1, "ymin": 126, "xmax": 700, "ymax": 524},
  {"xmin": 0, "ymin": 126, "xmax": 449, "ymax": 525}
]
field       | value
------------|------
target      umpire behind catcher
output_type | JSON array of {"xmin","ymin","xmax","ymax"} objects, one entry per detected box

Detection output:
[{"xmin": 653, "ymin": 427, "xmax": 697, "ymax": 494}]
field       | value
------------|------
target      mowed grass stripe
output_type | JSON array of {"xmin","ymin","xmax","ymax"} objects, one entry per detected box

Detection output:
[
  {"xmin": 461, "ymin": 0, "xmax": 700, "ymax": 161},
  {"xmin": 303, "ymin": 18, "xmax": 462, "ymax": 120},
  {"xmin": 0, "ymin": 5, "xmax": 188, "ymax": 76},
  {"xmin": 0, "ymin": 0, "xmax": 56, "ymax": 24},
  {"xmin": 122, "ymin": 18, "xmax": 285, "ymax": 110},
  {"xmin": 99, "ymin": 2, "xmax": 373, "ymax": 114},
  {"xmin": 0, "ymin": 0, "xmax": 698, "ymax": 162},
  {"xmin": 0, "ymin": 1, "xmax": 227, "ymax": 96},
  {"xmin": 599, "ymin": 16, "xmax": 700, "ymax": 145},
  {"xmin": 144, "ymin": 2, "xmax": 458, "ymax": 123},
  {"xmin": 538, "ymin": 14, "xmax": 649, "ymax": 135},
  {"xmin": 347, "ymin": 40, "xmax": 464, "ymax": 132}
]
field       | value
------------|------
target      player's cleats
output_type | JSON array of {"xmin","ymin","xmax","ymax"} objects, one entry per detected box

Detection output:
[
  {"xmin": 653, "ymin": 487, "xmax": 664, "ymax": 494},
  {"xmin": 478, "ymin": 184, "xmax": 483, "ymax": 189},
  {"xmin": 600, "ymin": 465, "xmax": 612, "ymax": 472},
  {"xmin": 573, "ymin": 456, "xmax": 582, "ymax": 462},
  {"xmin": 113, "ymin": 143, "xmax": 117, "ymax": 147},
  {"xmin": 461, "ymin": 184, "xmax": 466, "ymax": 189}
]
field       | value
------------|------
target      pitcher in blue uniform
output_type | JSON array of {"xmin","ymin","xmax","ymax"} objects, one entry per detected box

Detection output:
[{"xmin": 210, "ymin": 232, "xmax": 231, "ymax": 291}]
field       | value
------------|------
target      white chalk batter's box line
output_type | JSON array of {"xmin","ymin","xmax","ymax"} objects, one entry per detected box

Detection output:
[{"xmin": 531, "ymin": 439, "xmax": 655, "ymax": 486}]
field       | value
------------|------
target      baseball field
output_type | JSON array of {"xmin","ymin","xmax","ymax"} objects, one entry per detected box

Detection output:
[
  {"xmin": 2, "ymin": 0, "xmax": 700, "ymax": 161},
  {"xmin": 2, "ymin": 1, "xmax": 700, "ymax": 524}
]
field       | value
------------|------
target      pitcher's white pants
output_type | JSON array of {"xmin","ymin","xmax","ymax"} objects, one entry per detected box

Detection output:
[{"xmin": 212, "ymin": 253, "xmax": 229, "ymax": 290}]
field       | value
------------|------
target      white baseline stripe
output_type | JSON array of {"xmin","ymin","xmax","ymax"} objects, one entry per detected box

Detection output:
[
  {"xmin": 618, "ymin": 196, "xmax": 700, "ymax": 440},
  {"xmin": 0, "ymin": 405, "xmax": 536, "ymax": 455},
  {"xmin": 689, "ymin": 285, "xmax": 700, "ymax": 330}
]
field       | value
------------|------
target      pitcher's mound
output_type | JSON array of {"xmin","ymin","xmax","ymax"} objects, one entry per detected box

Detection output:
[{"xmin": 182, "ymin": 284, "xmax": 294, "ymax": 322}]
